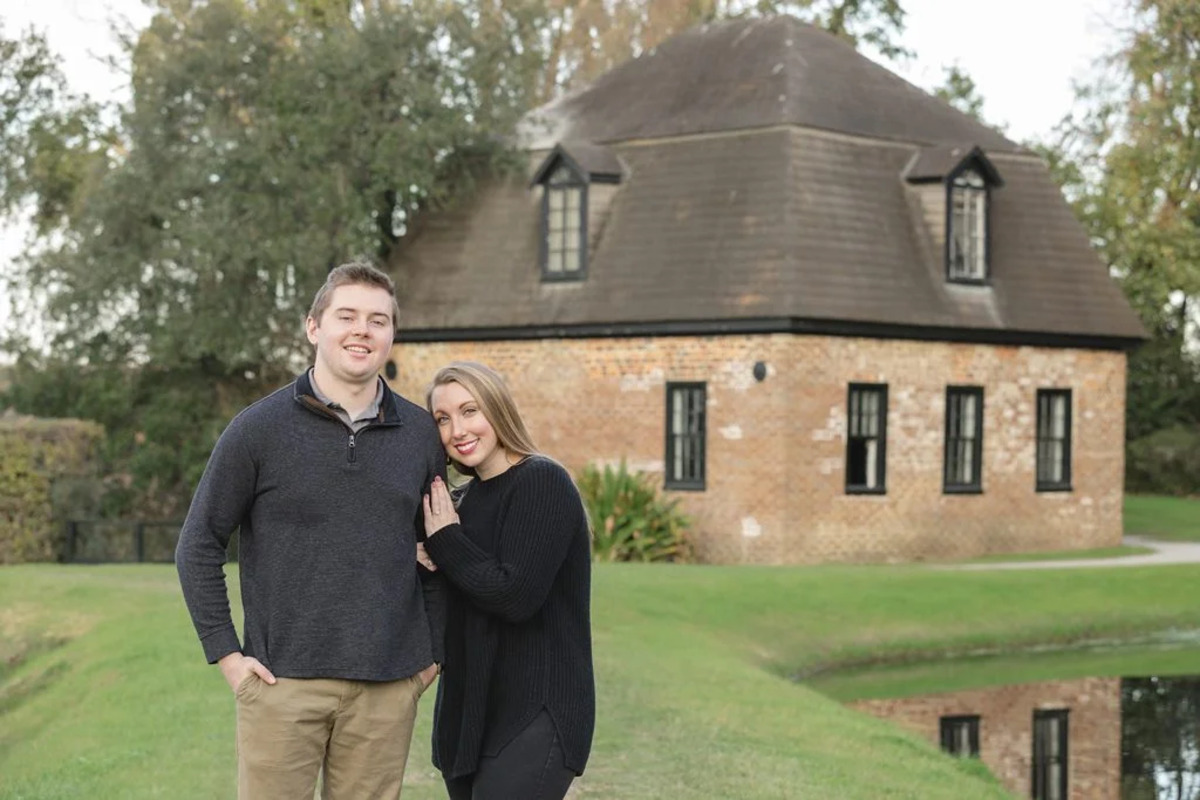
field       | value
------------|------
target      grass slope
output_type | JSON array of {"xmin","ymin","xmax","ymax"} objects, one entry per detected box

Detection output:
[{"xmin": 4, "ymin": 562, "xmax": 1200, "ymax": 799}]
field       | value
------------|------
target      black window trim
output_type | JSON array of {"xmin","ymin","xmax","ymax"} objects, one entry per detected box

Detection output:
[
  {"xmin": 845, "ymin": 382, "xmax": 888, "ymax": 495},
  {"xmin": 1035, "ymin": 388, "xmax": 1073, "ymax": 493},
  {"xmin": 944, "ymin": 159, "xmax": 993, "ymax": 286},
  {"xmin": 1031, "ymin": 708, "xmax": 1069, "ymax": 800},
  {"xmin": 938, "ymin": 714, "xmax": 981, "ymax": 758},
  {"xmin": 538, "ymin": 157, "xmax": 589, "ymax": 282},
  {"xmin": 664, "ymin": 381, "xmax": 706, "ymax": 491},
  {"xmin": 944, "ymin": 385, "xmax": 985, "ymax": 494}
]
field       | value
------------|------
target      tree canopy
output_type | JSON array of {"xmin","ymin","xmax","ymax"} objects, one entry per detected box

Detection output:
[
  {"xmin": 1041, "ymin": 0, "xmax": 1200, "ymax": 444},
  {"xmin": 3, "ymin": 0, "xmax": 551, "ymax": 514}
]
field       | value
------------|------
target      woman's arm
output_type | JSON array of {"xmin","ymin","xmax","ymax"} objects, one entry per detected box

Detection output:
[{"xmin": 424, "ymin": 464, "xmax": 584, "ymax": 624}]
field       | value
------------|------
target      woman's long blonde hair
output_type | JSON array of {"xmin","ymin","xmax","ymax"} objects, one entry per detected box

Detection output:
[{"xmin": 425, "ymin": 361, "xmax": 539, "ymax": 475}]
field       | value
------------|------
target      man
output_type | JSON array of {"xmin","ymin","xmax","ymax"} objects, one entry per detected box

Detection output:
[{"xmin": 176, "ymin": 262, "xmax": 444, "ymax": 799}]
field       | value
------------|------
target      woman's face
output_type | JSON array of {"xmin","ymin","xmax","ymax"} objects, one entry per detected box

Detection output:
[{"xmin": 430, "ymin": 380, "xmax": 510, "ymax": 480}]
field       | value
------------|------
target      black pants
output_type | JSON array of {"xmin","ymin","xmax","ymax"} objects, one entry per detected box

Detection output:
[{"xmin": 444, "ymin": 711, "xmax": 576, "ymax": 800}]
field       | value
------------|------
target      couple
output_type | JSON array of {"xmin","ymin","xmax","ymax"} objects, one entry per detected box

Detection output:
[{"xmin": 175, "ymin": 263, "xmax": 595, "ymax": 799}]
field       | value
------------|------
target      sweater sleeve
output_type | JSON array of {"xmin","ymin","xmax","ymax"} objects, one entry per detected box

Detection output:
[
  {"xmin": 174, "ymin": 418, "xmax": 257, "ymax": 664},
  {"xmin": 424, "ymin": 463, "xmax": 583, "ymax": 624},
  {"xmin": 417, "ymin": 433, "xmax": 448, "ymax": 663}
]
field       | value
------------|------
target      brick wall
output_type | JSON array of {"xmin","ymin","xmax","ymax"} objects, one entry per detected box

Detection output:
[
  {"xmin": 851, "ymin": 677, "xmax": 1122, "ymax": 800},
  {"xmin": 387, "ymin": 333, "xmax": 1127, "ymax": 564}
]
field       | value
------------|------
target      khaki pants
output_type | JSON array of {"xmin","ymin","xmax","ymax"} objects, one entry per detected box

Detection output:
[{"xmin": 235, "ymin": 673, "xmax": 427, "ymax": 800}]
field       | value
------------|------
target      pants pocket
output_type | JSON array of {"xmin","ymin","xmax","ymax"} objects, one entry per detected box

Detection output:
[{"xmin": 235, "ymin": 672, "xmax": 263, "ymax": 703}]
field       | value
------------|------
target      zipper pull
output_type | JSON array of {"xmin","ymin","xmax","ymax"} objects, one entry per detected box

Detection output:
[{"xmin": 348, "ymin": 433, "xmax": 356, "ymax": 463}]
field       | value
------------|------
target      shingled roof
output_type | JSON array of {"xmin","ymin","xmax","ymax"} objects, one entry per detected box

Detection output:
[
  {"xmin": 522, "ymin": 16, "xmax": 1023, "ymax": 153},
  {"xmin": 392, "ymin": 16, "xmax": 1145, "ymax": 348}
]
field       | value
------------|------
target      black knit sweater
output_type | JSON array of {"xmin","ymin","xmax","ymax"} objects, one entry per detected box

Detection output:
[{"xmin": 424, "ymin": 456, "xmax": 595, "ymax": 779}]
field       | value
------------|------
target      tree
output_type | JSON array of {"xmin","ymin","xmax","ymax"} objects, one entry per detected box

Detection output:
[
  {"xmin": 1041, "ymin": 0, "xmax": 1200, "ymax": 449},
  {"xmin": 3, "ymin": 0, "xmax": 549, "ymax": 516},
  {"xmin": 0, "ymin": 23, "xmax": 107, "ymax": 232},
  {"xmin": 0, "ymin": 23, "xmax": 61, "ymax": 215}
]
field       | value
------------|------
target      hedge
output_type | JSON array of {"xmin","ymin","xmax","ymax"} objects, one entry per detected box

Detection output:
[{"xmin": 0, "ymin": 415, "xmax": 104, "ymax": 564}]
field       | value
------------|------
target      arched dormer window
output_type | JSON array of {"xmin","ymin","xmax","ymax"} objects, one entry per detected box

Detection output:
[
  {"xmin": 948, "ymin": 168, "xmax": 988, "ymax": 282},
  {"xmin": 541, "ymin": 163, "xmax": 587, "ymax": 280},
  {"xmin": 904, "ymin": 145, "xmax": 1003, "ymax": 285},
  {"xmin": 530, "ymin": 141, "xmax": 623, "ymax": 283}
]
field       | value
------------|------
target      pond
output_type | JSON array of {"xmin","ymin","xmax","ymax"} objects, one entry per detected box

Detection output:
[{"xmin": 849, "ymin": 674, "xmax": 1199, "ymax": 800}]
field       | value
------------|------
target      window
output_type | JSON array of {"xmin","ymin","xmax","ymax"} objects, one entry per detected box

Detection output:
[
  {"xmin": 944, "ymin": 387, "xmax": 984, "ymax": 492},
  {"xmin": 665, "ymin": 382, "xmax": 705, "ymax": 490},
  {"xmin": 948, "ymin": 168, "xmax": 988, "ymax": 282},
  {"xmin": 846, "ymin": 383, "xmax": 887, "ymax": 493},
  {"xmin": 541, "ymin": 164, "xmax": 587, "ymax": 280},
  {"xmin": 1032, "ymin": 709, "xmax": 1069, "ymax": 800},
  {"xmin": 939, "ymin": 715, "xmax": 980, "ymax": 758},
  {"xmin": 1036, "ymin": 389, "xmax": 1072, "ymax": 491}
]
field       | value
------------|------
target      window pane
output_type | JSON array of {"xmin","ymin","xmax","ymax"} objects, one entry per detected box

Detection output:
[
  {"xmin": 847, "ymin": 387, "xmax": 886, "ymax": 490},
  {"xmin": 547, "ymin": 250, "xmax": 563, "ymax": 272},
  {"xmin": 1036, "ymin": 391, "xmax": 1071, "ymax": 488},
  {"xmin": 1050, "ymin": 396, "xmax": 1066, "ymax": 437},
  {"xmin": 955, "ymin": 168, "xmax": 985, "ymax": 188},
  {"xmin": 667, "ymin": 384, "xmax": 706, "ymax": 487},
  {"xmin": 863, "ymin": 393, "xmax": 877, "ymax": 436},
  {"xmin": 961, "ymin": 395, "xmax": 976, "ymax": 438},
  {"xmin": 563, "ymin": 249, "xmax": 580, "ymax": 274},
  {"xmin": 864, "ymin": 439, "xmax": 878, "ymax": 489},
  {"xmin": 950, "ymin": 185, "xmax": 986, "ymax": 280}
]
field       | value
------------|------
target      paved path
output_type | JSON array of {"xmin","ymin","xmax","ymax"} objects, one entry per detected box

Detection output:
[{"xmin": 946, "ymin": 536, "xmax": 1200, "ymax": 571}]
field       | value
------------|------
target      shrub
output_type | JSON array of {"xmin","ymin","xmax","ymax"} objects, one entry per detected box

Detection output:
[
  {"xmin": 576, "ymin": 461, "xmax": 691, "ymax": 563},
  {"xmin": 1126, "ymin": 425, "xmax": 1200, "ymax": 496},
  {"xmin": 0, "ymin": 415, "xmax": 104, "ymax": 563}
]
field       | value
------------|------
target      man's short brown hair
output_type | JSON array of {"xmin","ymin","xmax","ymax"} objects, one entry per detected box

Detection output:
[{"xmin": 307, "ymin": 262, "xmax": 401, "ymax": 333}]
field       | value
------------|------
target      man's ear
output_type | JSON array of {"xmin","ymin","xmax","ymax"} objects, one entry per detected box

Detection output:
[{"xmin": 305, "ymin": 315, "xmax": 319, "ymax": 345}]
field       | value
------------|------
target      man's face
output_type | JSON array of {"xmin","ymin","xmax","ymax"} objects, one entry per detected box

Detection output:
[{"xmin": 305, "ymin": 283, "xmax": 394, "ymax": 389}]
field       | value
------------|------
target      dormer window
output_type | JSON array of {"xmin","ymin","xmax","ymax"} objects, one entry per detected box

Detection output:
[
  {"xmin": 542, "ymin": 164, "xmax": 587, "ymax": 280},
  {"xmin": 903, "ymin": 145, "xmax": 1003, "ymax": 286},
  {"xmin": 530, "ymin": 141, "xmax": 623, "ymax": 283},
  {"xmin": 948, "ymin": 168, "xmax": 988, "ymax": 282}
]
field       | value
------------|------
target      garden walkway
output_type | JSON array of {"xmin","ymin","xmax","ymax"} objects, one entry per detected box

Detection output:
[{"xmin": 951, "ymin": 536, "xmax": 1200, "ymax": 571}]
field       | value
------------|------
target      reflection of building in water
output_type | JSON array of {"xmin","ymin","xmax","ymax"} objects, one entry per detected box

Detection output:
[{"xmin": 850, "ymin": 677, "xmax": 1121, "ymax": 800}]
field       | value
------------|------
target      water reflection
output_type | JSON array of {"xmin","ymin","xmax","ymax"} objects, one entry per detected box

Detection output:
[
  {"xmin": 1122, "ymin": 677, "xmax": 1200, "ymax": 800},
  {"xmin": 850, "ymin": 675, "xmax": 1199, "ymax": 800}
]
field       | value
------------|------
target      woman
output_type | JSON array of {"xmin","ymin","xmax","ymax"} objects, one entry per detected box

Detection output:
[{"xmin": 421, "ymin": 361, "xmax": 595, "ymax": 800}]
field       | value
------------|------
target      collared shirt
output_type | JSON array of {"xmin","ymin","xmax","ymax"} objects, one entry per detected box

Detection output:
[{"xmin": 308, "ymin": 368, "xmax": 385, "ymax": 432}]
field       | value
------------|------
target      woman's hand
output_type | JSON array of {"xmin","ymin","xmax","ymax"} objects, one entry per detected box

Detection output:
[
  {"xmin": 416, "ymin": 542, "xmax": 438, "ymax": 571},
  {"xmin": 423, "ymin": 476, "xmax": 459, "ymax": 538}
]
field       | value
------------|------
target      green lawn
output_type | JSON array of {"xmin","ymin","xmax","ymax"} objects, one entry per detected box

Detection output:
[
  {"xmin": 4, "ymin": 562, "xmax": 1200, "ymax": 799},
  {"xmin": 1125, "ymin": 494, "xmax": 1200, "ymax": 541}
]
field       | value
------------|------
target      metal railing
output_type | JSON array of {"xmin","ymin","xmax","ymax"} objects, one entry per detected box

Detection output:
[{"xmin": 63, "ymin": 520, "xmax": 238, "ymax": 563}]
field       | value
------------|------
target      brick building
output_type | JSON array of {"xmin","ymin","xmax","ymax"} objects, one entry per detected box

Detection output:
[{"xmin": 384, "ymin": 16, "xmax": 1145, "ymax": 564}]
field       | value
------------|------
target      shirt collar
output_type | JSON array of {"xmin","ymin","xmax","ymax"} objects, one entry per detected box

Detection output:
[{"xmin": 307, "ymin": 368, "xmax": 385, "ymax": 422}]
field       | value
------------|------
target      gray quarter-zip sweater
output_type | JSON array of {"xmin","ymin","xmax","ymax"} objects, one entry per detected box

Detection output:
[{"xmin": 176, "ymin": 371, "xmax": 446, "ymax": 680}]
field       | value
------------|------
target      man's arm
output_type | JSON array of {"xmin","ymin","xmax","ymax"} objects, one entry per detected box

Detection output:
[{"xmin": 175, "ymin": 421, "xmax": 256, "ymax": 665}]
